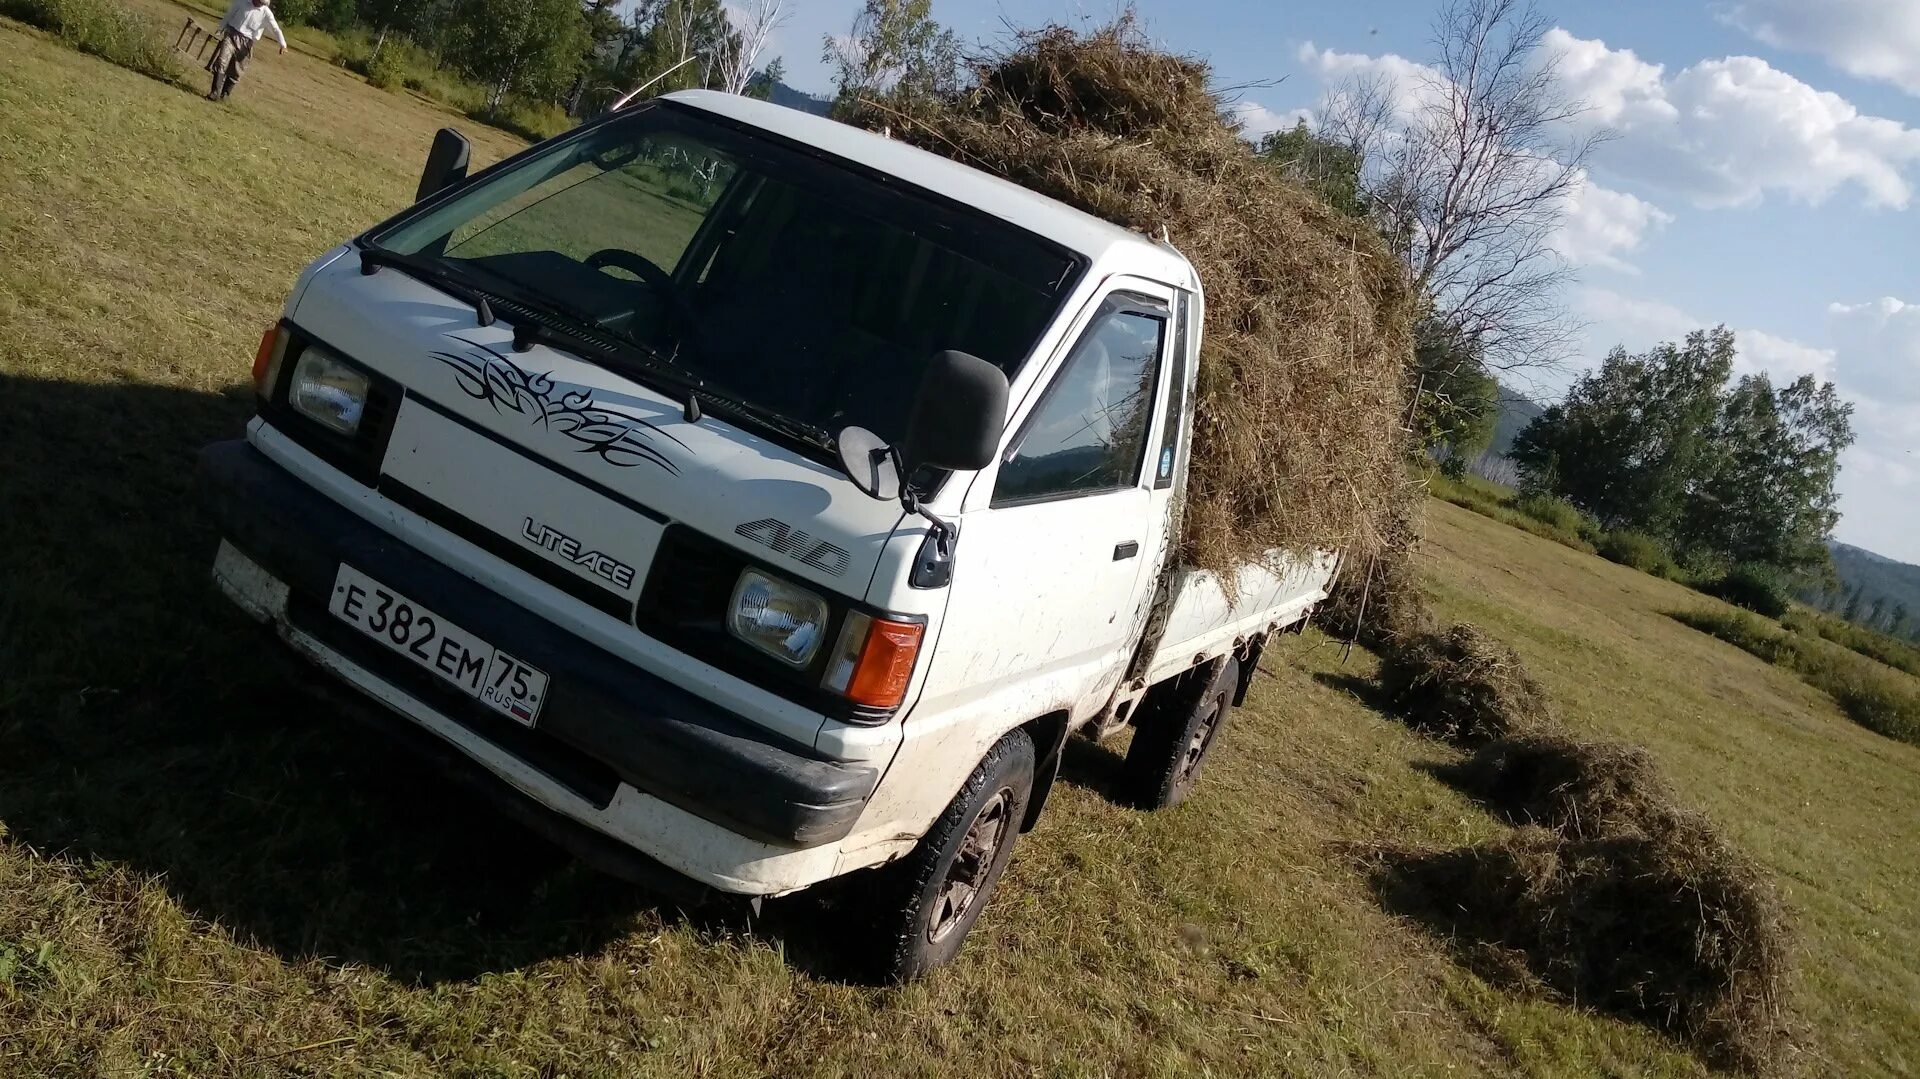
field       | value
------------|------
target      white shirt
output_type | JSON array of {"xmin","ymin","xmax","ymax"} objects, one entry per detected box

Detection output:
[{"xmin": 220, "ymin": 0, "xmax": 286, "ymax": 47}]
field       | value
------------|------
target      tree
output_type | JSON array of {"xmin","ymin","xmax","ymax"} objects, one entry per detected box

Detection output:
[
  {"xmin": 1842, "ymin": 582, "xmax": 1866, "ymax": 622},
  {"xmin": 715, "ymin": 0, "xmax": 786, "ymax": 96},
  {"xmin": 1893, "ymin": 604, "xmax": 1911, "ymax": 638},
  {"xmin": 1678, "ymin": 373, "xmax": 1853, "ymax": 571},
  {"xmin": 446, "ymin": 0, "xmax": 590, "ymax": 108},
  {"xmin": 746, "ymin": 56, "xmax": 786, "ymax": 100},
  {"xmin": 1511, "ymin": 328, "xmax": 1733, "ymax": 535},
  {"xmin": 1316, "ymin": 0, "xmax": 1600, "ymax": 373},
  {"xmin": 1256, "ymin": 121, "xmax": 1365, "ymax": 217},
  {"xmin": 1868, "ymin": 595, "xmax": 1890, "ymax": 630},
  {"xmin": 1410, "ymin": 315, "xmax": 1499, "ymax": 462},
  {"xmin": 1512, "ymin": 327, "xmax": 1853, "ymax": 573},
  {"xmin": 824, "ymin": 0, "xmax": 961, "ymax": 116}
]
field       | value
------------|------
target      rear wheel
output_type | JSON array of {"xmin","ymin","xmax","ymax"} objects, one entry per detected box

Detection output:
[
  {"xmin": 864, "ymin": 728, "xmax": 1034, "ymax": 982},
  {"xmin": 1120, "ymin": 657, "xmax": 1238, "ymax": 810}
]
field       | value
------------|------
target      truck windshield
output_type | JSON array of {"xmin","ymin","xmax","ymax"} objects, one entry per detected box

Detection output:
[{"xmin": 371, "ymin": 103, "xmax": 1080, "ymax": 449}]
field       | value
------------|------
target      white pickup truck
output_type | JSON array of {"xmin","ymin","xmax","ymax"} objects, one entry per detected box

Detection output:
[{"xmin": 200, "ymin": 90, "xmax": 1333, "ymax": 979}]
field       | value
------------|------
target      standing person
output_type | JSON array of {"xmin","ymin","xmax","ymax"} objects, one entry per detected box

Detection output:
[{"xmin": 207, "ymin": 0, "xmax": 287, "ymax": 101}]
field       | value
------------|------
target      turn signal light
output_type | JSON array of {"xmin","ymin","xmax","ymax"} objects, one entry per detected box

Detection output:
[
  {"xmin": 847, "ymin": 618, "xmax": 924, "ymax": 709},
  {"xmin": 823, "ymin": 612, "xmax": 925, "ymax": 711},
  {"xmin": 252, "ymin": 324, "xmax": 286, "ymax": 397}
]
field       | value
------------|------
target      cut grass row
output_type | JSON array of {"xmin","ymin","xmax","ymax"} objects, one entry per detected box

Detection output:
[{"xmin": 1782, "ymin": 607, "xmax": 1920, "ymax": 679}]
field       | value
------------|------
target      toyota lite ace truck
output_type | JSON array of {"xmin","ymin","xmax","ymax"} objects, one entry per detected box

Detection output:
[{"xmin": 200, "ymin": 90, "xmax": 1334, "ymax": 979}]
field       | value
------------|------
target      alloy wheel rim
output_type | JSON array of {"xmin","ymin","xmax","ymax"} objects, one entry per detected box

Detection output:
[
  {"xmin": 1180, "ymin": 698, "xmax": 1223, "ymax": 782},
  {"xmin": 927, "ymin": 787, "xmax": 1014, "ymax": 945}
]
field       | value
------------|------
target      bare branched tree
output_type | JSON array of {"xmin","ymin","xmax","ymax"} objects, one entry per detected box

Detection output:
[
  {"xmin": 1319, "ymin": 0, "xmax": 1603, "ymax": 372},
  {"xmin": 717, "ymin": 0, "xmax": 787, "ymax": 95}
]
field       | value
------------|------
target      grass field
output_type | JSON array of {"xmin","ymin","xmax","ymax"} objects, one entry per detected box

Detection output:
[{"xmin": 4, "ymin": 11, "xmax": 1919, "ymax": 1076}]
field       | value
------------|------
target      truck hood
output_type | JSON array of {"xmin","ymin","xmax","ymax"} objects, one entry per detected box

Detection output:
[{"xmin": 289, "ymin": 250, "xmax": 905, "ymax": 602}]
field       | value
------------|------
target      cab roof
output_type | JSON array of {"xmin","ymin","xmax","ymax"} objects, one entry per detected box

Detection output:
[{"xmin": 662, "ymin": 90, "xmax": 1197, "ymax": 291}]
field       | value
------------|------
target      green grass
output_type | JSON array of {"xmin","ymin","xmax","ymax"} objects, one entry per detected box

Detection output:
[
  {"xmin": 1672, "ymin": 608, "xmax": 1920, "ymax": 747},
  {"xmin": 3, "ymin": 14, "xmax": 1920, "ymax": 1075}
]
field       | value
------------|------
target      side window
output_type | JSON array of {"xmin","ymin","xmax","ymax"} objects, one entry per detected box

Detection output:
[
  {"xmin": 993, "ymin": 301, "xmax": 1167, "ymax": 505},
  {"xmin": 1154, "ymin": 291, "xmax": 1192, "ymax": 489}
]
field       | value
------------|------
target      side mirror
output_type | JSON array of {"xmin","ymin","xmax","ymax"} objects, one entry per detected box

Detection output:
[
  {"xmin": 902, "ymin": 351, "xmax": 1009, "ymax": 472},
  {"xmin": 416, "ymin": 128, "xmax": 471, "ymax": 202},
  {"xmin": 836, "ymin": 351, "xmax": 1009, "ymax": 501}
]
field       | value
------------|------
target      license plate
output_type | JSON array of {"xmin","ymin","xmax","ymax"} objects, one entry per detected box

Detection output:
[{"xmin": 327, "ymin": 564, "xmax": 548, "ymax": 727}]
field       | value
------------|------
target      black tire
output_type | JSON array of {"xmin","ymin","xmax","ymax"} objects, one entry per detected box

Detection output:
[
  {"xmin": 865, "ymin": 728, "xmax": 1035, "ymax": 983},
  {"xmin": 1120, "ymin": 657, "xmax": 1238, "ymax": 810}
]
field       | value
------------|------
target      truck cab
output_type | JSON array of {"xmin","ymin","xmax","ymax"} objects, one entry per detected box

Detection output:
[{"xmin": 201, "ymin": 90, "xmax": 1327, "ymax": 979}]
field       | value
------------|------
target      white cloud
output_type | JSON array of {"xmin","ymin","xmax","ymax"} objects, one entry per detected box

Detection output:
[
  {"xmin": 1832, "ymin": 395, "xmax": 1920, "ymax": 558},
  {"xmin": 1295, "ymin": 43, "xmax": 1672, "ymax": 272},
  {"xmin": 1232, "ymin": 101, "xmax": 1311, "ymax": 140},
  {"xmin": 1575, "ymin": 287, "xmax": 1699, "ymax": 350},
  {"xmin": 1296, "ymin": 41, "xmax": 1435, "ymax": 112},
  {"xmin": 1576, "ymin": 288, "xmax": 1834, "ymax": 382},
  {"xmin": 1828, "ymin": 297, "xmax": 1920, "ymax": 401},
  {"xmin": 1305, "ymin": 30, "xmax": 1920, "ymax": 210},
  {"xmin": 1736, "ymin": 329, "xmax": 1838, "ymax": 382},
  {"xmin": 1722, "ymin": 0, "xmax": 1920, "ymax": 98},
  {"xmin": 1551, "ymin": 176, "xmax": 1672, "ymax": 272},
  {"xmin": 1542, "ymin": 29, "xmax": 1920, "ymax": 209}
]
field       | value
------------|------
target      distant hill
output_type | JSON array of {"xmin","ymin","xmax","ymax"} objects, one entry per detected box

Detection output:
[
  {"xmin": 1827, "ymin": 541, "xmax": 1920, "ymax": 634},
  {"xmin": 1489, "ymin": 385, "xmax": 1546, "ymax": 457},
  {"xmin": 753, "ymin": 78, "xmax": 833, "ymax": 117}
]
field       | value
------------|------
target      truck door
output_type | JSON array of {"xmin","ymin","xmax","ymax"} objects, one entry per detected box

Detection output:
[{"xmin": 929, "ymin": 278, "xmax": 1186, "ymax": 725}]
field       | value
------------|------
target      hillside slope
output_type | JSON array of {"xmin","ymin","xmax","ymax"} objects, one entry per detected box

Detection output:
[
  {"xmin": 1829, "ymin": 541, "xmax": 1920, "ymax": 628},
  {"xmin": 1, "ymin": 13, "xmax": 1917, "ymax": 1076}
]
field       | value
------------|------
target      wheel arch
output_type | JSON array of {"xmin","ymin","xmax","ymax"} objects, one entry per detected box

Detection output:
[{"xmin": 1016, "ymin": 709, "xmax": 1072, "ymax": 832}]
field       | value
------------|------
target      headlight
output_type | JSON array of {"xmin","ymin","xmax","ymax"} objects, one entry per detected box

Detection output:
[
  {"xmin": 289, "ymin": 345, "xmax": 370, "ymax": 436},
  {"xmin": 727, "ymin": 569, "xmax": 829, "ymax": 667}
]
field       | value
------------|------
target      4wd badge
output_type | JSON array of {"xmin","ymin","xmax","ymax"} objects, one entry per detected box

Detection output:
[{"xmin": 735, "ymin": 518, "xmax": 852, "ymax": 576}]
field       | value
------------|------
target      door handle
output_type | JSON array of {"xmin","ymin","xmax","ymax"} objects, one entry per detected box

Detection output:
[{"xmin": 1113, "ymin": 541, "xmax": 1139, "ymax": 561}]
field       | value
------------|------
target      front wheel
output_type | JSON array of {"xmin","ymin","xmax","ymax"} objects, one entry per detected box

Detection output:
[
  {"xmin": 865, "ymin": 728, "xmax": 1034, "ymax": 982},
  {"xmin": 1120, "ymin": 657, "xmax": 1238, "ymax": 810}
]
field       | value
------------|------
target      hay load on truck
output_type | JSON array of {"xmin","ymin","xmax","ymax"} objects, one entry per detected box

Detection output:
[{"xmin": 198, "ymin": 86, "xmax": 1363, "ymax": 981}]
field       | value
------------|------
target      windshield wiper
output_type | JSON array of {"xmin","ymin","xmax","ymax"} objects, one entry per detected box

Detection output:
[
  {"xmin": 509, "ymin": 317, "xmax": 833, "ymax": 449},
  {"xmin": 360, "ymin": 246, "xmax": 833, "ymax": 451},
  {"xmin": 357, "ymin": 246, "xmax": 494, "ymax": 327}
]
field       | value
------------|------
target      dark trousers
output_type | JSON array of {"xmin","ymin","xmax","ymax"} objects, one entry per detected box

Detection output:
[{"xmin": 208, "ymin": 29, "xmax": 255, "ymax": 99}]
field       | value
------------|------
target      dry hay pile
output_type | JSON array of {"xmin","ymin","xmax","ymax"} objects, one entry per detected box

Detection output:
[
  {"xmin": 1316, "ymin": 484, "xmax": 1435, "ymax": 650},
  {"xmin": 1380, "ymin": 731, "xmax": 1795, "ymax": 1070},
  {"xmin": 1376, "ymin": 623, "xmax": 1549, "ymax": 745},
  {"xmin": 1441, "ymin": 732, "xmax": 1681, "ymax": 839},
  {"xmin": 1370, "ymin": 817, "xmax": 1792, "ymax": 1073},
  {"xmin": 848, "ymin": 19, "xmax": 1414, "ymax": 574}
]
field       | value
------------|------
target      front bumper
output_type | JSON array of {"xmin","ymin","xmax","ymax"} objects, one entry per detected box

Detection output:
[{"xmin": 198, "ymin": 439, "xmax": 880, "ymax": 883}]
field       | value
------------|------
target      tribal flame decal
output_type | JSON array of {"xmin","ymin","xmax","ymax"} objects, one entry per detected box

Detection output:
[{"xmin": 431, "ymin": 334, "xmax": 683, "ymax": 475}]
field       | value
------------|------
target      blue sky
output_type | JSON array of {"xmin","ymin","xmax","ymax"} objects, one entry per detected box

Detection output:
[{"xmin": 756, "ymin": 0, "xmax": 1920, "ymax": 562}]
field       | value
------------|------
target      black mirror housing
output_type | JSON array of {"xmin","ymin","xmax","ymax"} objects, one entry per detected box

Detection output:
[
  {"xmin": 416, "ymin": 128, "xmax": 472, "ymax": 203},
  {"xmin": 901, "ymin": 351, "xmax": 1008, "ymax": 473}
]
